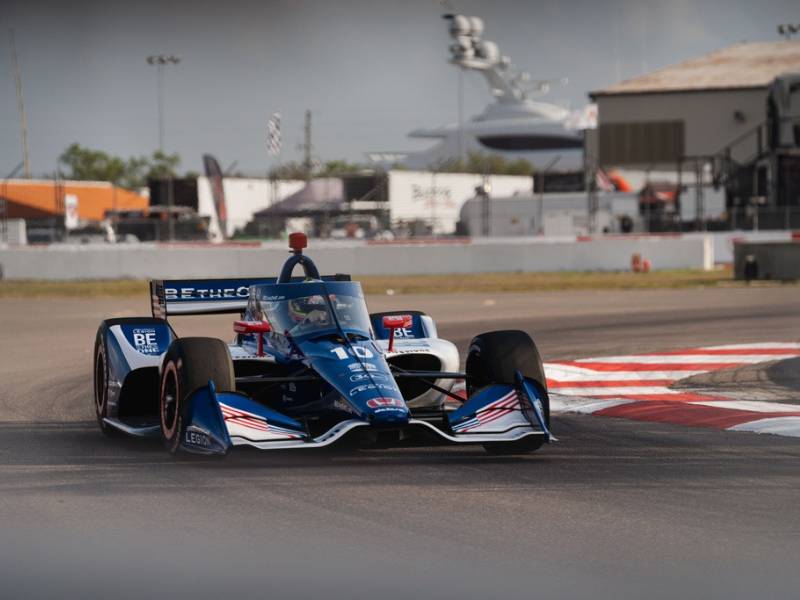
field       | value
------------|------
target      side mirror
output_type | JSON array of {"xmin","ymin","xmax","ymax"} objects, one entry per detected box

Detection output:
[
  {"xmin": 233, "ymin": 320, "xmax": 271, "ymax": 334},
  {"xmin": 233, "ymin": 320, "xmax": 271, "ymax": 356},
  {"xmin": 382, "ymin": 314, "xmax": 413, "ymax": 352}
]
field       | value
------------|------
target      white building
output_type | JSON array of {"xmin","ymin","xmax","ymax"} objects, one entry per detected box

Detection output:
[
  {"xmin": 386, "ymin": 170, "xmax": 532, "ymax": 234},
  {"xmin": 251, "ymin": 170, "xmax": 533, "ymax": 236},
  {"xmin": 196, "ymin": 176, "xmax": 305, "ymax": 239}
]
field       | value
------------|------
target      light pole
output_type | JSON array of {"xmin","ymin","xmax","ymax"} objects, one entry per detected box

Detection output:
[
  {"xmin": 146, "ymin": 54, "xmax": 180, "ymax": 153},
  {"xmin": 147, "ymin": 54, "xmax": 180, "ymax": 241},
  {"xmin": 538, "ymin": 156, "xmax": 560, "ymax": 236}
]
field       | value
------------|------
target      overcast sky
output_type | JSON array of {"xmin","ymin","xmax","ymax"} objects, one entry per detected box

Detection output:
[{"xmin": 1, "ymin": 0, "xmax": 796, "ymax": 177}]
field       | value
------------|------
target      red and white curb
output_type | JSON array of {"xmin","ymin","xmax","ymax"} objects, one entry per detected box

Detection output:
[{"xmin": 544, "ymin": 343, "xmax": 800, "ymax": 438}]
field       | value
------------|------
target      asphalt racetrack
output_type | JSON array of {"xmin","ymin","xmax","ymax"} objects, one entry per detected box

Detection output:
[{"xmin": 1, "ymin": 286, "xmax": 799, "ymax": 599}]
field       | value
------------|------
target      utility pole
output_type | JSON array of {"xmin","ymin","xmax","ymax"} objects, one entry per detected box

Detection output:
[
  {"xmin": 9, "ymin": 29, "xmax": 30, "ymax": 178},
  {"xmin": 302, "ymin": 110, "xmax": 313, "ymax": 181},
  {"xmin": 539, "ymin": 156, "xmax": 561, "ymax": 235}
]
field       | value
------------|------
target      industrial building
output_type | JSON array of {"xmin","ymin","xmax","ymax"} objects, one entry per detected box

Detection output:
[
  {"xmin": 459, "ymin": 192, "xmax": 640, "ymax": 237},
  {"xmin": 588, "ymin": 40, "xmax": 800, "ymax": 230}
]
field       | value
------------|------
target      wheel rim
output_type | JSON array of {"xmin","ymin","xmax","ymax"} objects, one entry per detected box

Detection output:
[
  {"xmin": 94, "ymin": 348, "xmax": 107, "ymax": 417},
  {"xmin": 161, "ymin": 364, "xmax": 179, "ymax": 439}
]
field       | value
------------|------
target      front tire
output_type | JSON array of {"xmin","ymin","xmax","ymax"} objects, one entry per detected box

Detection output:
[
  {"xmin": 159, "ymin": 337, "xmax": 235, "ymax": 454},
  {"xmin": 465, "ymin": 330, "xmax": 549, "ymax": 455}
]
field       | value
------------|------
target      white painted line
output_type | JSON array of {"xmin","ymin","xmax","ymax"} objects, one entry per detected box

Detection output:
[
  {"xmin": 544, "ymin": 364, "xmax": 707, "ymax": 382},
  {"xmin": 570, "ymin": 354, "xmax": 797, "ymax": 364},
  {"xmin": 692, "ymin": 400, "xmax": 800, "ymax": 414},
  {"xmin": 549, "ymin": 395, "xmax": 634, "ymax": 414},
  {"xmin": 551, "ymin": 386, "xmax": 676, "ymax": 396},
  {"xmin": 701, "ymin": 342, "xmax": 800, "ymax": 350},
  {"xmin": 728, "ymin": 417, "xmax": 800, "ymax": 437}
]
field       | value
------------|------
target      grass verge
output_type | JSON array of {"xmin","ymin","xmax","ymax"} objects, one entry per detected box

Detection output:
[{"xmin": 0, "ymin": 267, "xmax": 774, "ymax": 298}]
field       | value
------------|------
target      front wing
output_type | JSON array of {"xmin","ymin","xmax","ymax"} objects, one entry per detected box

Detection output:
[{"xmin": 176, "ymin": 373, "xmax": 552, "ymax": 455}]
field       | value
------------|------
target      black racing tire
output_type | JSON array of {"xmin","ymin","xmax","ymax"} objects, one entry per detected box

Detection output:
[
  {"xmin": 93, "ymin": 327, "xmax": 118, "ymax": 436},
  {"xmin": 465, "ymin": 330, "xmax": 549, "ymax": 455},
  {"xmin": 159, "ymin": 337, "xmax": 234, "ymax": 454}
]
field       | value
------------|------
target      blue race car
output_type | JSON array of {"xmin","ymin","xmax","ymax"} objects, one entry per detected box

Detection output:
[{"xmin": 93, "ymin": 233, "xmax": 553, "ymax": 455}]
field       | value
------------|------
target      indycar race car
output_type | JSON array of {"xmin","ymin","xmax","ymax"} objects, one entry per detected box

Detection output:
[{"xmin": 92, "ymin": 233, "xmax": 553, "ymax": 456}]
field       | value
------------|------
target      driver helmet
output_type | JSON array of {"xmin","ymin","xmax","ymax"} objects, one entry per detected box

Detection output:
[{"xmin": 288, "ymin": 294, "xmax": 328, "ymax": 323}]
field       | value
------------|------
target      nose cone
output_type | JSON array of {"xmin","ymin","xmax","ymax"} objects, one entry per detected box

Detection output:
[
  {"xmin": 364, "ymin": 396, "xmax": 409, "ymax": 425},
  {"xmin": 301, "ymin": 339, "xmax": 409, "ymax": 425}
]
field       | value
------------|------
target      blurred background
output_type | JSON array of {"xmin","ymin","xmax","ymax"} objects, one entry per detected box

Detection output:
[
  {"xmin": 2, "ymin": 4, "xmax": 800, "ymax": 598},
  {"xmin": 1, "ymin": 0, "xmax": 798, "ymax": 259}
]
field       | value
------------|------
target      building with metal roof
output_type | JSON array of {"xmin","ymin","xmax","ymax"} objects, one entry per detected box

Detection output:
[
  {"xmin": 593, "ymin": 40, "xmax": 800, "ymax": 97},
  {"xmin": 585, "ymin": 40, "xmax": 800, "ymax": 231}
]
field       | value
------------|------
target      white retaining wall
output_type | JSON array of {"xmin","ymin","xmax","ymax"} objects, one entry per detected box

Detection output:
[
  {"xmin": 695, "ymin": 230, "xmax": 794, "ymax": 264},
  {"xmin": 0, "ymin": 237, "xmax": 712, "ymax": 280}
]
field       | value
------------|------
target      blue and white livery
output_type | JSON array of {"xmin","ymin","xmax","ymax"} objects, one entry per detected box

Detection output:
[{"xmin": 92, "ymin": 233, "xmax": 553, "ymax": 456}]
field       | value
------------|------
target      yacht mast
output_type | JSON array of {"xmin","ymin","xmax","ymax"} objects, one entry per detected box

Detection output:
[{"xmin": 442, "ymin": 14, "xmax": 560, "ymax": 105}]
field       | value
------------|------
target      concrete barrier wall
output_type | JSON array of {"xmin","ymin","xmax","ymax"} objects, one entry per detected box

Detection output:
[
  {"xmin": 733, "ymin": 242, "xmax": 800, "ymax": 280},
  {"xmin": 1, "ymin": 220, "xmax": 28, "ymax": 246},
  {"xmin": 692, "ymin": 231, "xmax": 794, "ymax": 264},
  {"xmin": 0, "ymin": 236, "xmax": 712, "ymax": 280}
]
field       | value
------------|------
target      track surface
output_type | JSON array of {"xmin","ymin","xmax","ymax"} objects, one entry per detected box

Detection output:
[{"xmin": 1, "ymin": 287, "xmax": 799, "ymax": 598}]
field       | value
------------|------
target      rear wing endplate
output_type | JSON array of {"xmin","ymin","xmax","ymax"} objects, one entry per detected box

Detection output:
[{"xmin": 150, "ymin": 275, "xmax": 350, "ymax": 318}]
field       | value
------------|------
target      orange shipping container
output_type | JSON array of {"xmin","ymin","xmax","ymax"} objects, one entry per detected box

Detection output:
[{"xmin": 1, "ymin": 179, "xmax": 148, "ymax": 221}]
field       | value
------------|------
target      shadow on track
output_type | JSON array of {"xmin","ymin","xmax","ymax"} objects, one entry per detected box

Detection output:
[{"xmin": 3, "ymin": 416, "xmax": 798, "ymax": 490}]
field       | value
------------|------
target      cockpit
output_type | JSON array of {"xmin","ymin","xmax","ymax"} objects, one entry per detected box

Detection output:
[{"xmin": 251, "ymin": 281, "xmax": 372, "ymax": 341}]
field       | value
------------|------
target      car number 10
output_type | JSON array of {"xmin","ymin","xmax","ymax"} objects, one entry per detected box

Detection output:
[{"xmin": 330, "ymin": 346, "xmax": 373, "ymax": 360}]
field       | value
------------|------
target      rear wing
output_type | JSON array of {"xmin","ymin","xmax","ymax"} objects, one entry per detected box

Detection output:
[{"xmin": 150, "ymin": 275, "xmax": 351, "ymax": 318}]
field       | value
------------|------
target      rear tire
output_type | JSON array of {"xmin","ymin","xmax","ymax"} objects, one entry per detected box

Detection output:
[
  {"xmin": 465, "ymin": 330, "xmax": 549, "ymax": 455},
  {"xmin": 159, "ymin": 337, "xmax": 234, "ymax": 454},
  {"xmin": 93, "ymin": 327, "xmax": 118, "ymax": 436}
]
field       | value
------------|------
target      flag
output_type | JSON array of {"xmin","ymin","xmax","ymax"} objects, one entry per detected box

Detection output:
[
  {"xmin": 595, "ymin": 169, "xmax": 615, "ymax": 192},
  {"xmin": 202, "ymin": 154, "xmax": 227, "ymax": 240},
  {"xmin": 267, "ymin": 112, "xmax": 282, "ymax": 156}
]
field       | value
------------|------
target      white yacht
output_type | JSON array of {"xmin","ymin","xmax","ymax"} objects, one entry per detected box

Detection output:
[{"xmin": 398, "ymin": 14, "xmax": 592, "ymax": 172}]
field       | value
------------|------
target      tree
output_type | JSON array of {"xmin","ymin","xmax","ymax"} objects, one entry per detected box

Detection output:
[
  {"xmin": 318, "ymin": 160, "xmax": 364, "ymax": 175},
  {"xmin": 58, "ymin": 144, "xmax": 183, "ymax": 190},
  {"xmin": 268, "ymin": 161, "xmax": 310, "ymax": 180},
  {"xmin": 269, "ymin": 159, "xmax": 368, "ymax": 180},
  {"xmin": 431, "ymin": 151, "xmax": 534, "ymax": 176},
  {"xmin": 145, "ymin": 150, "xmax": 181, "ymax": 180},
  {"xmin": 58, "ymin": 143, "xmax": 128, "ymax": 184}
]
